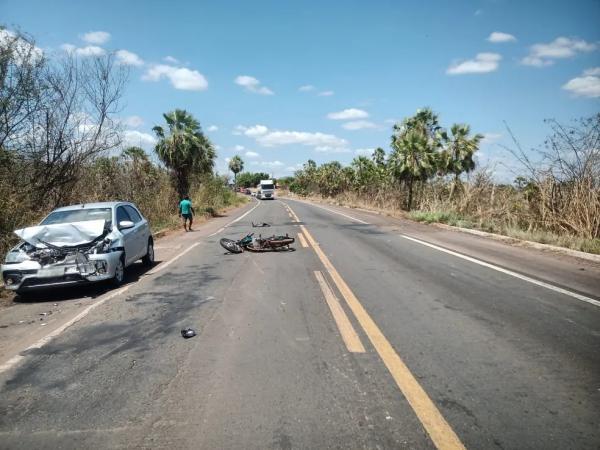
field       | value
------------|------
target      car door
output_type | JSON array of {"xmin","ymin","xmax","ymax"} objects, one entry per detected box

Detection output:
[
  {"xmin": 124, "ymin": 204, "xmax": 147, "ymax": 260},
  {"xmin": 116, "ymin": 206, "xmax": 139, "ymax": 265}
]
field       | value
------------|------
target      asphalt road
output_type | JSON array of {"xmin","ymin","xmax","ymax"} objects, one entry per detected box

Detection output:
[{"xmin": 0, "ymin": 198, "xmax": 598, "ymax": 449}]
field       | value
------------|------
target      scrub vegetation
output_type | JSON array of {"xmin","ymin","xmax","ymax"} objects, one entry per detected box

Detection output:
[
  {"xmin": 0, "ymin": 28, "xmax": 244, "ymax": 258},
  {"xmin": 284, "ymin": 110, "xmax": 600, "ymax": 254}
]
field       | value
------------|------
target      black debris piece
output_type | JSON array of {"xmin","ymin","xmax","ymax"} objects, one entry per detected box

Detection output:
[
  {"xmin": 181, "ymin": 328, "xmax": 197, "ymax": 339},
  {"xmin": 252, "ymin": 222, "xmax": 271, "ymax": 227}
]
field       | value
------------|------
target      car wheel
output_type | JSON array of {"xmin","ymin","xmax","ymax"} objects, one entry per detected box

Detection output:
[
  {"xmin": 111, "ymin": 256, "xmax": 125, "ymax": 287},
  {"xmin": 142, "ymin": 239, "xmax": 154, "ymax": 267}
]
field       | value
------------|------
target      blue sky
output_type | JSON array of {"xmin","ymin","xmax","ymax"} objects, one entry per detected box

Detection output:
[{"xmin": 2, "ymin": 0, "xmax": 599, "ymax": 180}]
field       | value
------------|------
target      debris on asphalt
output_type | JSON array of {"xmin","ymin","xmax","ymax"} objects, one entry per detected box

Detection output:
[
  {"xmin": 181, "ymin": 328, "xmax": 197, "ymax": 339},
  {"xmin": 252, "ymin": 222, "xmax": 271, "ymax": 227}
]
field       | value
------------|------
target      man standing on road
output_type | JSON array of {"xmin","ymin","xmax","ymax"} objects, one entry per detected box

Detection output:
[{"xmin": 179, "ymin": 195, "xmax": 195, "ymax": 232}]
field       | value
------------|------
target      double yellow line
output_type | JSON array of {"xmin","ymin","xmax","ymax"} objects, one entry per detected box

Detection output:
[{"xmin": 284, "ymin": 202, "xmax": 465, "ymax": 450}]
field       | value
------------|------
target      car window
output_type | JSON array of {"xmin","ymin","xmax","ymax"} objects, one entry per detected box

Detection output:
[
  {"xmin": 116, "ymin": 206, "xmax": 132, "ymax": 226},
  {"xmin": 41, "ymin": 208, "xmax": 112, "ymax": 226},
  {"xmin": 124, "ymin": 205, "xmax": 143, "ymax": 223}
]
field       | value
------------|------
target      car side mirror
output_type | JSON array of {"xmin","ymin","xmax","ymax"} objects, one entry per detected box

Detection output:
[{"xmin": 118, "ymin": 220, "xmax": 135, "ymax": 230}]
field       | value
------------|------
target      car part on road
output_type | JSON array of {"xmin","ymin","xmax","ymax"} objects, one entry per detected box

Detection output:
[
  {"xmin": 181, "ymin": 328, "xmax": 197, "ymax": 338},
  {"xmin": 252, "ymin": 222, "xmax": 271, "ymax": 227}
]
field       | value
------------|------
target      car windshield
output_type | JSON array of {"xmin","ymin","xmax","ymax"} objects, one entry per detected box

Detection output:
[
  {"xmin": 261, "ymin": 184, "xmax": 274, "ymax": 190},
  {"xmin": 40, "ymin": 208, "xmax": 112, "ymax": 225}
]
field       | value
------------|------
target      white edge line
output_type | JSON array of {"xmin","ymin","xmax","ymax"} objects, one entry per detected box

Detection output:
[
  {"xmin": 146, "ymin": 242, "xmax": 200, "ymax": 275},
  {"xmin": 401, "ymin": 234, "xmax": 600, "ymax": 308},
  {"xmin": 0, "ymin": 285, "xmax": 129, "ymax": 373},
  {"xmin": 225, "ymin": 199, "xmax": 261, "ymax": 227},
  {"xmin": 293, "ymin": 200, "xmax": 369, "ymax": 224}
]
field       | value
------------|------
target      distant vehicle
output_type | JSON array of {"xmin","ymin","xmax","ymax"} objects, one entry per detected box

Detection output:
[
  {"xmin": 257, "ymin": 179, "xmax": 275, "ymax": 200},
  {"xmin": 244, "ymin": 188, "xmax": 252, "ymax": 195},
  {"xmin": 1, "ymin": 202, "xmax": 153, "ymax": 295}
]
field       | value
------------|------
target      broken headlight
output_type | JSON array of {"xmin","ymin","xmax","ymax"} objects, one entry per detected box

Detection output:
[
  {"xmin": 5, "ymin": 249, "xmax": 29, "ymax": 264},
  {"xmin": 92, "ymin": 238, "xmax": 112, "ymax": 254}
]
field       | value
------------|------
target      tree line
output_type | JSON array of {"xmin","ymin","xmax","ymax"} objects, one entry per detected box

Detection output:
[
  {"xmin": 288, "ymin": 108, "xmax": 482, "ymax": 210},
  {"xmin": 0, "ymin": 27, "xmax": 239, "ymax": 257},
  {"xmin": 285, "ymin": 110, "xmax": 599, "ymax": 247}
]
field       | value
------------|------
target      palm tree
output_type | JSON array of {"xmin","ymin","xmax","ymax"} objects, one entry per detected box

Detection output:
[
  {"xmin": 228, "ymin": 155, "xmax": 244, "ymax": 185},
  {"xmin": 390, "ymin": 108, "xmax": 442, "ymax": 210},
  {"xmin": 439, "ymin": 124, "xmax": 483, "ymax": 197},
  {"xmin": 153, "ymin": 109, "xmax": 215, "ymax": 197},
  {"xmin": 389, "ymin": 129, "xmax": 437, "ymax": 210}
]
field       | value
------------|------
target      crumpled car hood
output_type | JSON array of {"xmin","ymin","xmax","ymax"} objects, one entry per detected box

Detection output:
[{"xmin": 14, "ymin": 220, "xmax": 107, "ymax": 248}]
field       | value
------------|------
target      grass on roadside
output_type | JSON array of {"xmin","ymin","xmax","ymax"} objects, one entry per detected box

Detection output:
[{"xmin": 408, "ymin": 209, "xmax": 600, "ymax": 254}]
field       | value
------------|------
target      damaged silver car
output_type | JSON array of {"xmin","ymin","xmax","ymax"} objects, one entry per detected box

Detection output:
[{"xmin": 1, "ymin": 202, "xmax": 154, "ymax": 295}]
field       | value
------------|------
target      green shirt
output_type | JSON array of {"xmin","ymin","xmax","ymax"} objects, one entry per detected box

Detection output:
[{"xmin": 179, "ymin": 199, "xmax": 192, "ymax": 215}]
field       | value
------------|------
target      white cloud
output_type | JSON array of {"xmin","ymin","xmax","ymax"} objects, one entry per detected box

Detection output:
[
  {"xmin": 257, "ymin": 130, "xmax": 348, "ymax": 148},
  {"xmin": 123, "ymin": 115, "xmax": 144, "ymax": 128},
  {"xmin": 236, "ymin": 124, "xmax": 348, "ymax": 150},
  {"xmin": 481, "ymin": 133, "xmax": 503, "ymax": 144},
  {"xmin": 354, "ymin": 148, "xmax": 374, "ymax": 156},
  {"xmin": 81, "ymin": 31, "xmax": 111, "ymax": 45},
  {"xmin": 299, "ymin": 85, "xmax": 315, "ymax": 92},
  {"xmin": 116, "ymin": 49, "xmax": 144, "ymax": 66},
  {"xmin": 142, "ymin": 64, "xmax": 208, "ymax": 91},
  {"xmin": 285, "ymin": 164, "xmax": 303, "ymax": 173},
  {"xmin": 234, "ymin": 124, "xmax": 269, "ymax": 137},
  {"xmin": 562, "ymin": 67, "xmax": 600, "ymax": 98},
  {"xmin": 584, "ymin": 67, "xmax": 600, "ymax": 76},
  {"xmin": 0, "ymin": 29, "xmax": 43, "ymax": 64},
  {"xmin": 233, "ymin": 145, "xmax": 245, "ymax": 151},
  {"xmin": 163, "ymin": 55, "xmax": 179, "ymax": 64},
  {"xmin": 234, "ymin": 75, "xmax": 274, "ymax": 95},
  {"xmin": 62, "ymin": 44, "xmax": 106, "ymax": 57},
  {"xmin": 123, "ymin": 130, "xmax": 157, "ymax": 148},
  {"xmin": 314, "ymin": 146, "xmax": 351, "ymax": 153},
  {"xmin": 245, "ymin": 151, "xmax": 260, "ymax": 158},
  {"xmin": 521, "ymin": 37, "xmax": 597, "ymax": 67},
  {"xmin": 259, "ymin": 160, "xmax": 284, "ymax": 168},
  {"xmin": 206, "ymin": 125, "xmax": 218, "ymax": 132},
  {"xmin": 446, "ymin": 52, "xmax": 501, "ymax": 75},
  {"xmin": 327, "ymin": 108, "xmax": 369, "ymax": 120},
  {"xmin": 317, "ymin": 90, "xmax": 334, "ymax": 97},
  {"xmin": 342, "ymin": 120, "xmax": 377, "ymax": 130},
  {"xmin": 487, "ymin": 32, "xmax": 517, "ymax": 43}
]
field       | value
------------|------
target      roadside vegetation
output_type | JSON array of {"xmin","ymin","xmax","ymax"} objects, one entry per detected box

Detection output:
[
  {"xmin": 0, "ymin": 27, "xmax": 244, "ymax": 258},
  {"xmin": 285, "ymin": 109, "xmax": 600, "ymax": 254}
]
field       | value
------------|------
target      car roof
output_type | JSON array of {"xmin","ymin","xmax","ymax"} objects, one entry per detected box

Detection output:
[{"xmin": 51, "ymin": 201, "xmax": 132, "ymax": 212}]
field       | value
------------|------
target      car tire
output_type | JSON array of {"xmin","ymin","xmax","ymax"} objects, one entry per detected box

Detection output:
[
  {"xmin": 111, "ymin": 256, "xmax": 125, "ymax": 287},
  {"xmin": 142, "ymin": 238, "xmax": 154, "ymax": 267}
]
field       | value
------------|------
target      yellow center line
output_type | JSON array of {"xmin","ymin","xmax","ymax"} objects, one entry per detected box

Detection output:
[
  {"xmin": 289, "ymin": 204, "xmax": 465, "ymax": 450},
  {"xmin": 314, "ymin": 271, "xmax": 365, "ymax": 353},
  {"xmin": 297, "ymin": 232, "xmax": 309, "ymax": 248}
]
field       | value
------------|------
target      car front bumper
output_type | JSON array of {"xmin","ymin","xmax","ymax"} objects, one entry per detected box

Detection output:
[{"xmin": 1, "ymin": 251, "xmax": 122, "ymax": 292}]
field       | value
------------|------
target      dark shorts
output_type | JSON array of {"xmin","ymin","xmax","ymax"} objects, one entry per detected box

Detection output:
[{"xmin": 182, "ymin": 213, "xmax": 192, "ymax": 220}]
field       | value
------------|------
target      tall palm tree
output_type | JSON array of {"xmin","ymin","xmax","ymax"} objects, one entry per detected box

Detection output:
[
  {"xmin": 228, "ymin": 155, "xmax": 244, "ymax": 185},
  {"xmin": 153, "ymin": 109, "xmax": 215, "ymax": 197},
  {"xmin": 389, "ymin": 129, "xmax": 437, "ymax": 210},
  {"xmin": 439, "ymin": 124, "xmax": 483, "ymax": 197}
]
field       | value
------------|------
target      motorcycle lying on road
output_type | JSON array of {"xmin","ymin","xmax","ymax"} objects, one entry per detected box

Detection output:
[{"xmin": 220, "ymin": 233, "xmax": 295, "ymax": 254}]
